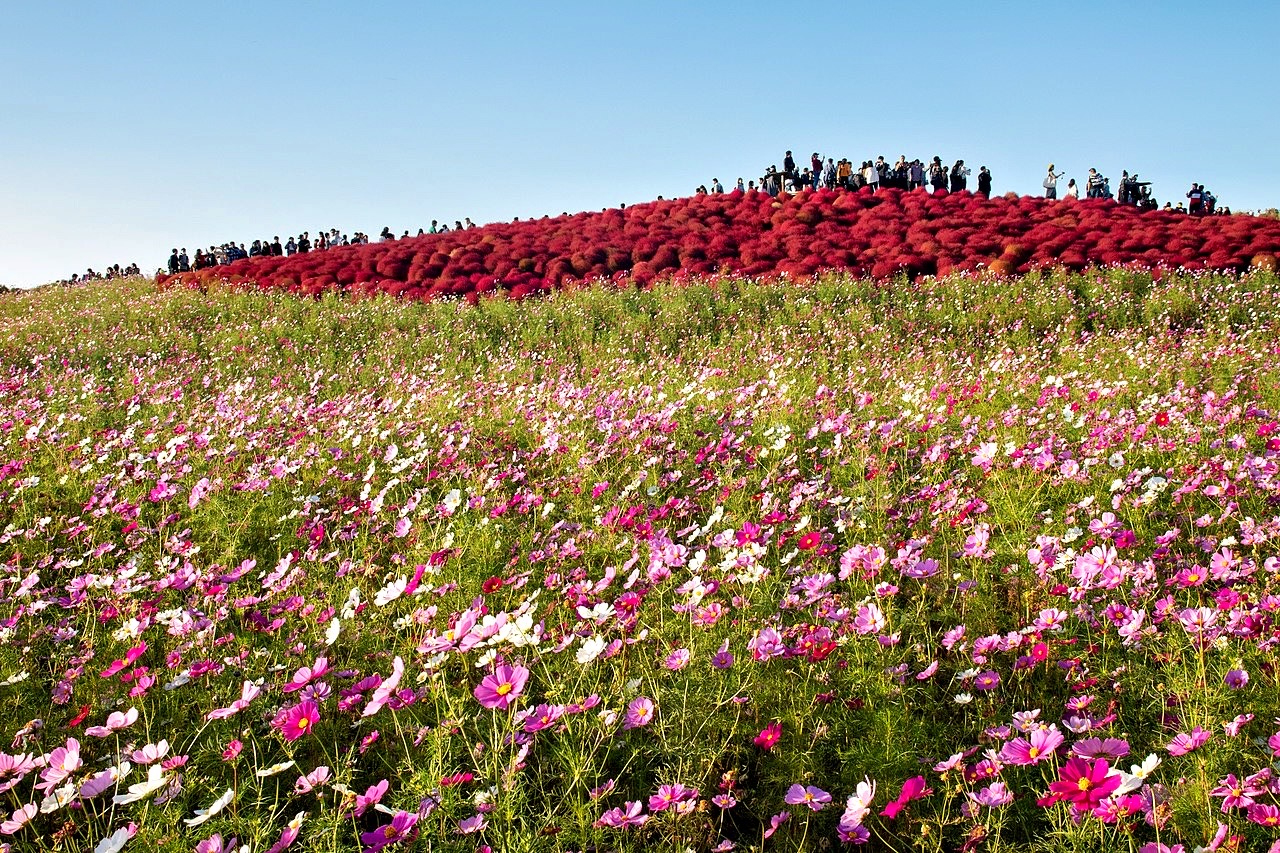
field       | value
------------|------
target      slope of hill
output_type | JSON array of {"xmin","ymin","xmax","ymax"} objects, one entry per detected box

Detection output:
[{"xmin": 159, "ymin": 189, "xmax": 1280, "ymax": 300}]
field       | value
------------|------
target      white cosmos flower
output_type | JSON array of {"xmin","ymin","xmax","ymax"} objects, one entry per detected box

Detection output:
[
  {"xmin": 94, "ymin": 825, "xmax": 135, "ymax": 853},
  {"xmin": 325, "ymin": 618, "xmax": 341, "ymax": 646},
  {"xmin": 576, "ymin": 636, "xmax": 607, "ymax": 665},
  {"xmin": 255, "ymin": 760, "xmax": 296, "ymax": 778},
  {"xmin": 184, "ymin": 788, "xmax": 235, "ymax": 827},
  {"xmin": 112, "ymin": 765, "xmax": 169, "ymax": 805}
]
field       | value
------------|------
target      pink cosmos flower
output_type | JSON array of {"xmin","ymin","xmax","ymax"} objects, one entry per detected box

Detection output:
[
  {"xmin": 664, "ymin": 648, "xmax": 690, "ymax": 671},
  {"xmin": 968, "ymin": 781, "xmax": 1014, "ymax": 808},
  {"xmin": 1000, "ymin": 726, "xmax": 1064, "ymax": 765},
  {"xmin": 293, "ymin": 766, "xmax": 331, "ymax": 795},
  {"xmin": 1166, "ymin": 727, "xmax": 1210, "ymax": 756},
  {"xmin": 353, "ymin": 780, "xmax": 389, "ymax": 817},
  {"xmin": 594, "ymin": 801, "xmax": 648, "ymax": 828},
  {"xmin": 457, "ymin": 814, "xmax": 487, "ymax": 834},
  {"xmin": 0, "ymin": 753, "xmax": 38, "ymax": 794},
  {"xmin": 0, "ymin": 803, "xmax": 36, "ymax": 835},
  {"xmin": 361, "ymin": 810, "xmax": 419, "ymax": 850},
  {"xmin": 265, "ymin": 812, "xmax": 306, "ymax": 853},
  {"xmin": 208, "ymin": 681, "xmax": 262, "ymax": 720},
  {"xmin": 85, "ymin": 707, "xmax": 139, "ymax": 738},
  {"xmin": 278, "ymin": 701, "xmax": 320, "ymax": 742},
  {"xmin": 784, "ymin": 784, "xmax": 832, "ymax": 811},
  {"xmin": 1044, "ymin": 757, "xmax": 1122, "ymax": 809},
  {"xmin": 880, "ymin": 776, "xmax": 931, "ymax": 818},
  {"xmin": 623, "ymin": 696, "xmax": 654, "ymax": 729},
  {"xmin": 473, "ymin": 663, "xmax": 529, "ymax": 710},
  {"xmin": 649, "ymin": 782, "xmax": 698, "ymax": 812},
  {"xmin": 754, "ymin": 721, "xmax": 781, "ymax": 750},
  {"xmin": 1247, "ymin": 803, "xmax": 1280, "ymax": 826},
  {"xmin": 763, "ymin": 811, "xmax": 790, "ymax": 839}
]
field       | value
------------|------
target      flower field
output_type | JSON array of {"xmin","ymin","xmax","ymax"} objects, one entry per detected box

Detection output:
[
  {"xmin": 3, "ymin": 267, "xmax": 1280, "ymax": 852},
  {"xmin": 157, "ymin": 190, "xmax": 1280, "ymax": 301}
]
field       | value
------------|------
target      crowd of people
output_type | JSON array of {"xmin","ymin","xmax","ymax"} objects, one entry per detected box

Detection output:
[
  {"xmin": 45, "ymin": 149, "xmax": 1239, "ymax": 285},
  {"xmin": 160, "ymin": 220, "xmax": 483, "ymax": 276}
]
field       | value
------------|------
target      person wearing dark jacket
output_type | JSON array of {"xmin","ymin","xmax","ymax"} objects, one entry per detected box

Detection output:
[{"xmin": 977, "ymin": 167, "xmax": 992, "ymax": 196}]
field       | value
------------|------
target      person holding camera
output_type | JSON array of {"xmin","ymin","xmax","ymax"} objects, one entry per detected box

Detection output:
[{"xmin": 1043, "ymin": 164, "xmax": 1065, "ymax": 199}]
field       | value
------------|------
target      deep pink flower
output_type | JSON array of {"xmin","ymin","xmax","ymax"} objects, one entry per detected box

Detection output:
[
  {"xmin": 880, "ymin": 775, "xmax": 931, "ymax": 818},
  {"xmin": 754, "ymin": 721, "xmax": 781, "ymax": 750},
  {"xmin": 473, "ymin": 664, "xmax": 529, "ymax": 710},
  {"xmin": 278, "ymin": 701, "xmax": 319, "ymax": 742},
  {"xmin": 1044, "ymin": 757, "xmax": 1122, "ymax": 809}
]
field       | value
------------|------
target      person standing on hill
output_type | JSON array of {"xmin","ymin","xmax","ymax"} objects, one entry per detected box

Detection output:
[
  {"xmin": 1043, "ymin": 164, "xmax": 1065, "ymax": 199},
  {"xmin": 929, "ymin": 158, "xmax": 948, "ymax": 192},
  {"xmin": 1065, "ymin": 178, "xmax": 1079, "ymax": 199},
  {"xmin": 783, "ymin": 151, "xmax": 796, "ymax": 184},
  {"xmin": 977, "ymin": 166, "xmax": 992, "ymax": 196},
  {"xmin": 168, "ymin": 249, "xmax": 180, "ymax": 274},
  {"xmin": 178, "ymin": 248, "xmax": 190, "ymax": 271},
  {"xmin": 950, "ymin": 160, "xmax": 970, "ymax": 192},
  {"xmin": 810, "ymin": 153, "xmax": 822, "ymax": 189}
]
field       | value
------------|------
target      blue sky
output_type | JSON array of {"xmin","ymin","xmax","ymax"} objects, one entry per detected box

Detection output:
[{"xmin": 2, "ymin": 1, "xmax": 1277, "ymax": 287}]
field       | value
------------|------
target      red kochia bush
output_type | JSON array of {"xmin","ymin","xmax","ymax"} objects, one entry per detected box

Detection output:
[{"xmin": 160, "ymin": 191, "xmax": 1280, "ymax": 301}]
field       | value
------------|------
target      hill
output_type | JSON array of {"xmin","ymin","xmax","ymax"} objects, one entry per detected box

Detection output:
[{"xmin": 158, "ymin": 189, "xmax": 1280, "ymax": 300}]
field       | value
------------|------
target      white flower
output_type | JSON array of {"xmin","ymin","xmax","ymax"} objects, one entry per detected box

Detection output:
[
  {"xmin": 325, "ymin": 618, "xmax": 341, "ymax": 646},
  {"xmin": 112, "ymin": 765, "xmax": 169, "ymax": 805},
  {"xmin": 374, "ymin": 576, "xmax": 407, "ymax": 607},
  {"xmin": 94, "ymin": 825, "xmax": 135, "ymax": 853},
  {"xmin": 1108, "ymin": 452, "xmax": 1125, "ymax": 469},
  {"xmin": 255, "ymin": 760, "xmax": 296, "ymax": 778},
  {"xmin": 184, "ymin": 788, "xmax": 235, "ymax": 827},
  {"xmin": 576, "ymin": 636, "xmax": 607, "ymax": 665},
  {"xmin": 954, "ymin": 693, "xmax": 974, "ymax": 705}
]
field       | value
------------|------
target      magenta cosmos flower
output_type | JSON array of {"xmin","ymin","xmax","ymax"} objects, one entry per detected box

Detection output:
[
  {"xmin": 473, "ymin": 664, "xmax": 529, "ymax": 710},
  {"xmin": 278, "ymin": 701, "xmax": 320, "ymax": 743},
  {"xmin": 1044, "ymin": 757, "xmax": 1122, "ymax": 809}
]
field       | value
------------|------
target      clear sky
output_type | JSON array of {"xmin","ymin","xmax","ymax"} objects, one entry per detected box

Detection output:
[{"xmin": 2, "ymin": 1, "xmax": 1277, "ymax": 288}]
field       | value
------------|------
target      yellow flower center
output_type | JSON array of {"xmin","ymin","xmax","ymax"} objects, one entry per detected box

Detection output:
[
  {"xmin": 1077, "ymin": 778, "xmax": 1092, "ymax": 792},
  {"xmin": 297, "ymin": 717, "xmax": 310, "ymax": 730},
  {"xmin": 497, "ymin": 682, "xmax": 512, "ymax": 696},
  {"xmin": 1028, "ymin": 747, "xmax": 1040, "ymax": 758}
]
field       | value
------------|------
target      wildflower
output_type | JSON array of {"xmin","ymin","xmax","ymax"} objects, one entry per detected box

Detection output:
[
  {"xmin": 1166, "ymin": 727, "xmax": 1210, "ymax": 756},
  {"xmin": 457, "ymin": 814, "xmax": 486, "ymax": 834},
  {"xmin": 664, "ymin": 648, "xmax": 690, "ymax": 671},
  {"xmin": 185, "ymin": 789, "xmax": 235, "ymax": 827},
  {"xmin": 623, "ymin": 696, "xmax": 655, "ymax": 729},
  {"xmin": 763, "ymin": 810, "xmax": 790, "ymax": 839},
  {"xmin": 649, "ymin": 782, "xmax": 697, "ymax": 813},
  {"xmin": 473, "ymin": 663, "xmax": 529, "ymax": 711},
  {"xmin": 797, "ymin": 531, "xmax": 821, "ymax": 550},
  {"xmin": 353, "ymin": 780, "xmax": 389, "ymax": 817},
  {"xmin": 360, "ymin": 810, "xmax": 418, "ymax": 850},
  {"xmin": 711, "ymin": 640, "xmax": 734, "ymax": 670},
  {"xmin": 973, "ymin": 670, "xmax": 1001, "ymax": 691},
  {"xmin": 1223, "ymin": 669, "xmax": 1249, "ymax": 690},
  {"xmin": 0, "ymin": 803, "xmax": 36, "ymax": 835},
  {"xmin": 881, "ymin": 776, "xmax": 931, "ymax": 818},
  {"xmin": 594, "ymin": 801, "xmax": 648, "ymax": 828},
  {"xmin": 1043, "ymin": 757, "xmax": 1122, "ymax": 809},
  {"xmin": 85, "ymin": 707, "xmax": 139, "ymax": 738},
  {"xmin": 754, "ymin": 721, "xmax": 782, "ymax": 750},
  {"xmin": 278, "ymin": 701, "xmax": 320, "ymax": 742},
  {"xmin": 293, "ymin": 766, "xmax": 331, "ymax": 795},
  {"xmin": 1071, "ymin": 737, "xmax": 1130, "ymax": 760},
  {"xmin": 1246, "ymin": 803, "xmax": 1280, "ymax": 826},
  {"xmin": 784, "ymin": 783, "xmax": 831, "ymax": 811},
  {"xmin": 1000, "ymin": 725, "xmax": 1064, "ymax": 765},
  {"xmin": 968, "ymin": 781, "xmax": 1014, "ymax": 808}
]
